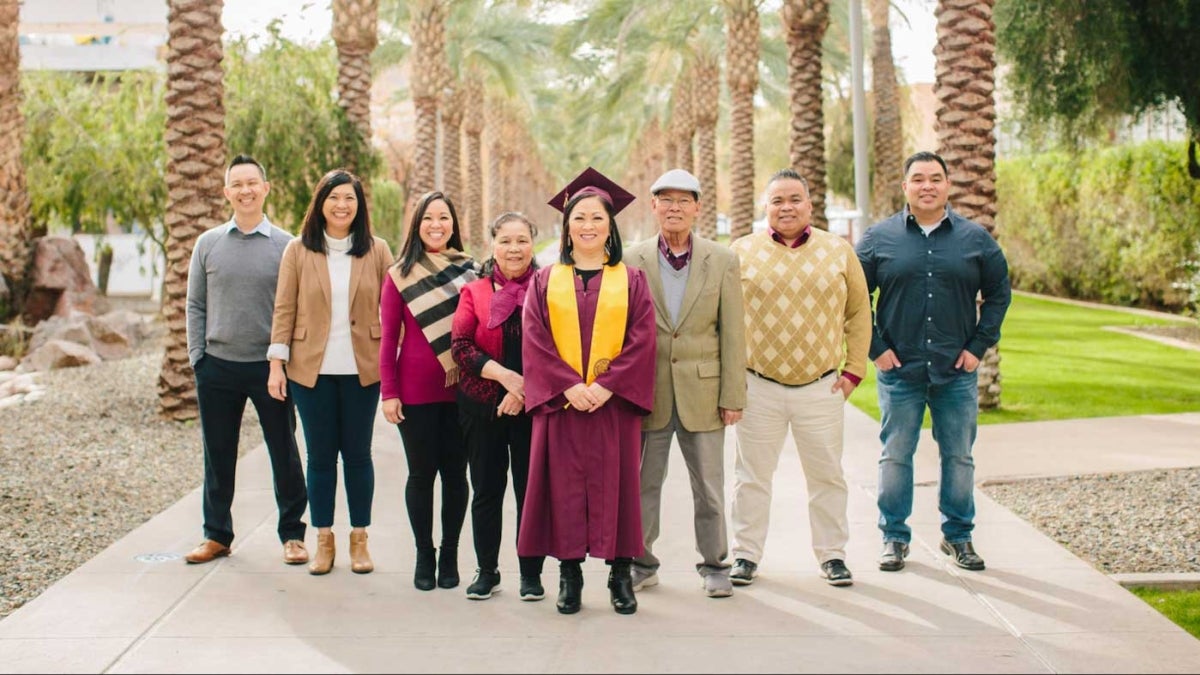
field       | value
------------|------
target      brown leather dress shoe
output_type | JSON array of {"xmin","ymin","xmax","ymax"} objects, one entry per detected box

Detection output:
[
  {"xmin": 185, "ymin": 540, "xmax": 230, "ymax": 564},
  {"xmin": 283, "ymin": 539, "xmax": 309, "ymax": 565}
]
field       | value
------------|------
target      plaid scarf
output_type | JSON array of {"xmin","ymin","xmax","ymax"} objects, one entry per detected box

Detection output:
[{"xmin": 388, "ymin": 249, "xmax": 478, "ymax": 386}]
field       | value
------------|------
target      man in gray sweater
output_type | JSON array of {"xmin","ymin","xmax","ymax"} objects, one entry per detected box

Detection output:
[{"xmin": 183, "ymin": 155, "xmax": 309, "ymax": 565}]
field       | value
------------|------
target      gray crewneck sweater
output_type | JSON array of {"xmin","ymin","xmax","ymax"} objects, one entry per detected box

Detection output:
[{"xmin": 186, "ymin": 218, "xmax": 293, "ymax": 365}]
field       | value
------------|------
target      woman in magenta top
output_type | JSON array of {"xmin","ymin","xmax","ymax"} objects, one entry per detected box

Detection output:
[{"xmin": 380, "ymin": 191, "xmax": 477, "ymax": 591}]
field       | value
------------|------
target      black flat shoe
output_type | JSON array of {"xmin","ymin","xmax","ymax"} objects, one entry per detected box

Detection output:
[{"xmin": 941, "ymin": 540, "xmax": 985, "ymax": 571}]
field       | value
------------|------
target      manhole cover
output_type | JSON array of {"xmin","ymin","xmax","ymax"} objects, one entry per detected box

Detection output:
[{"xmin": 135, "ymin": 552, "xmax": 183, "ymax": 563}]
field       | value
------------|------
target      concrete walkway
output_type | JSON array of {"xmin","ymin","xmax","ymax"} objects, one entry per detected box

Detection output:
[{"xmin": 2, "ymin": 406, "xmax": 1199, "ymax": 673}]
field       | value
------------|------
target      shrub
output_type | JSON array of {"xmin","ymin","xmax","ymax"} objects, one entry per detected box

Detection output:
[{"xmin": 997, "ymin": 141, "xmax": 1200, "ymax": 310}]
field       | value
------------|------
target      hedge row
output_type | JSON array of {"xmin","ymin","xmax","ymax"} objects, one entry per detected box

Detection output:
[{"xmin": 996, "ymin": 141, "xmax": 1200, "ymax": 311}]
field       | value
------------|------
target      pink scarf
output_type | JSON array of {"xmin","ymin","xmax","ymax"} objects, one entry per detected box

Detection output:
[{"xmin": 487, "ymin": 265, "xmax": 534, "ymax": 329}]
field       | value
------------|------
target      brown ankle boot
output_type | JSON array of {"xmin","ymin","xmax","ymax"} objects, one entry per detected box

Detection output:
[
  {"xmin": 349, "ymin": 530, "xmax": 374, "ymax": 574},
  {"xmin": 309, "ymin": 531, "xmax": 335, "ymax": 575}
]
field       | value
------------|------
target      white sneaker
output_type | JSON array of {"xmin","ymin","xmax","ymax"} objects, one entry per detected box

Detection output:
[
  {"xmin": 631, "ymin": 567, "xmax": 659, "ymax": 592},
  {"xmin": 703, "ymin": 572, "xmax": 733, "ymax": 598}
]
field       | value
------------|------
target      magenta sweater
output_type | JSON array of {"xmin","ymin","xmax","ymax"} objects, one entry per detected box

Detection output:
[{"xmin": 379, "ymin": 275, "xmax": 456, "ymax": 405}]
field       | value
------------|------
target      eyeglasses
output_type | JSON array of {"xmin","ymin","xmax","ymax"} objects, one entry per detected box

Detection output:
[{"xmin": 657, "ymin": 197, "xmax": 695, "ymax": 208}]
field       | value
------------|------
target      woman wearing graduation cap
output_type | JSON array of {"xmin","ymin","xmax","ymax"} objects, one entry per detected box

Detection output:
[{"xmin": 517, "ymin": 167, "xmax": 657, "ymax": 615}]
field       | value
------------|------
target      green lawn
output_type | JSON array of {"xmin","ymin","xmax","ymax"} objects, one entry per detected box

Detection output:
[
  {"xmin": 848, "ymin": 293, "xmax": 1200, "ymax": 424},
  {"xmin": 1129, "ymin": 587, "xmax": 1200, "ymax": 639}
]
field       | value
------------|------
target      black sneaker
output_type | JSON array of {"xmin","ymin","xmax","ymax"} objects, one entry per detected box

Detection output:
[
  {"xmin": 730, "ymin": 558, "xmax": 758, "ymax": 586},
  {"xmin": 465, "ymin": 569, "xmax": 501, "ymax": 600},
  {"xmin": 519, "ymin": 574, "xmax": 545, "ymax": 601},
  {"xmin": 940, "ymin": 540, "xmax": 986, "ymax": 571},
  {"xmin": 819, "ymin": 559, "xmax": 854, "ymax": 587}
]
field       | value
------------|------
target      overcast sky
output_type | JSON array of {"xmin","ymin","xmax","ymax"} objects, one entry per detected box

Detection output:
[{"xmin": 221, "ymin": 0, "xmax": 938, "ymax": 84}]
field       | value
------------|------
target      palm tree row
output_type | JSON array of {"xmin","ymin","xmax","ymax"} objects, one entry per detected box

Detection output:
[{"xmin": 0, "ymin": 0, "xmax": 1003, "ymax": 416}]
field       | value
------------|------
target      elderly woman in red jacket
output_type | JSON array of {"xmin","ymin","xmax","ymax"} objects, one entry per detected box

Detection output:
[{"xmin": 451, "ymin": 212, "xmax": 546, "ymax": 602}]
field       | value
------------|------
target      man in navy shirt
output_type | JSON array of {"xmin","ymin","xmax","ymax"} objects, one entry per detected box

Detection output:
[{"xmin": 855, "ymin": 151, "xmax": 1011, "ymax": 572}]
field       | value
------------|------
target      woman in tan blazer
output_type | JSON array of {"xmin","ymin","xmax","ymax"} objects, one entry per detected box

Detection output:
[{"xmin": 267, "ymin": 169, "xmax": 394, "ymax": 576}]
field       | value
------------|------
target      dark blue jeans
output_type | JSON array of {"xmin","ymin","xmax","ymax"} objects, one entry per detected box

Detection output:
[
  {"xmin": 876, "ymin": 370, "xmax": 979, "ymax": 544},
  {"xmin": 290, "ymin": 375, "xmax": 380, "ymax": 528},
  {"xmin": 194, "ymin": 355, "xmax": 307, "ymax": 546}
]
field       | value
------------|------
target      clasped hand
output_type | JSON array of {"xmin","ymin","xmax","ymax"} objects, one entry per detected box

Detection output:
[{"xmin": 564, "ymin": 382, "xmax": 612, "ymax": 413}]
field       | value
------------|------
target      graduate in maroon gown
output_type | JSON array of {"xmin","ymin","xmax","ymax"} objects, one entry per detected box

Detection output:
[{"xmin": 518, "ymin": 168, "xmax": 656, "ymax": 615}]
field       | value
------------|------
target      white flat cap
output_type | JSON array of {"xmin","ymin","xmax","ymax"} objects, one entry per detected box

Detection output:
[{"xmin": 650, "ymin": 169, "xmax": 702, "ymax": 197}]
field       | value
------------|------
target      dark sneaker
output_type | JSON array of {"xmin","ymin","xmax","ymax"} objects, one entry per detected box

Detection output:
[
  {"xmin": 730, "ymin": 558, "xmax": 758, "ymax": 586},
  {"xmin": 519, "ymin": 574, "xmax": 545, "ymax": 601},
  {"xmin": 465, "ymin": 569, "xmax": 501, "ymax": 600},
  {"xmin": 819, "ymin": 559, "xmax": 854, "ymax": 587},
  {"xmin": 941, "ymin": 540, "xmax": 986, "ymax": 571},
  {"xmin": 878, "ymin": 541, "xmax": 909, "ymax": 572}
]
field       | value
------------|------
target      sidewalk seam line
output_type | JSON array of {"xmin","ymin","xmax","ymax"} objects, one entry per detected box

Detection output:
[{"xmin": 102, "ymin": 449, "xmax": 279, "ymax": 674}]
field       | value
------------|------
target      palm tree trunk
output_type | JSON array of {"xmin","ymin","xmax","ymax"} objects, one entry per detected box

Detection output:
[
  {"xmin": 693, "ymin": 51, "xmax": 720, "ymax": 240},
  {"xmin": 935, "ymin": 0, "xmax": 1001, "ymax": 409},
  {"xmin": 158, "ymin": 0, "xmax": 227, "ymax": 421},
  {"xmin": 410, "ymin": 0, "xmax": 446, "ymax": 196},
  {"xmin": 0, "ymin": 0, "xmax": 34, "ymax": 321},
  {"xmin": 724, "ymin": 0, "xmax": 760, "ymax": 241},
  {"xmin": 441, "ymin": 83, "xmax": 464, "ymax": 209},
  {"xmin": 332, "ymin": 0, "xmax": 378, "ymax": 187},
  {"xmin": 869, "ymin": 0, "xmax": 904, "ymax": 220},
  {"xmin": 486, "ymin": 100, "xmax": 503, "ymax": 229},
  {"xmin": 782, "ymin": 0, "xmax": 829, "ymax": 230},
  {"xmin": 462, "ymin": 71, "xmax": 485, "ymax": 256}
]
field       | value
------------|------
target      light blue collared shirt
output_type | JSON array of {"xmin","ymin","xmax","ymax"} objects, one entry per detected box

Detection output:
[{"xmin": 225, "ymin": 217, "xmax": 274, "ymax": 238}]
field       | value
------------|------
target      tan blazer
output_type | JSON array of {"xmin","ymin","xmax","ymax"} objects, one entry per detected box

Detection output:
[
  {"xmin": 626, "ymin": 235, "xmax": 747, "ymax": 432},
  {"xmin": 270, "ymin": 236, "xmax": 394, "ymax": 388}
]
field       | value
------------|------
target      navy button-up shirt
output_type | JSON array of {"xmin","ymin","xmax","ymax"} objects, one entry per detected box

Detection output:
[{"xmin": 855, "ymin": 207, "xmax": 1011, "ymax": 384}]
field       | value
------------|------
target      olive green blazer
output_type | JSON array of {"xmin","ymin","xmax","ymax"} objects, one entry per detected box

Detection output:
[{"xmin": 626, "ymin": 235, "xmax": 747, "ymax": 432}]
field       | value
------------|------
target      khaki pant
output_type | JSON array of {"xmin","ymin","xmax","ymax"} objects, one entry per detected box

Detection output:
[{"xmin": 731, "ymin": 372, "xmax": 849, "ymax": 565}]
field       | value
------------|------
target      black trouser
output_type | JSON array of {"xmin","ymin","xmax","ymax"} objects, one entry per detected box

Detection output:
[
  {"xmin": 462, "ymin": 410, "xmax": 545, "ymax": 577},
  {"xmin": 194, "ymin": 354, "xmax": 307, "ymax": 546},
  {"xmin": 397, "ymin": 402, "xmax": 468, "ymax": 552}
]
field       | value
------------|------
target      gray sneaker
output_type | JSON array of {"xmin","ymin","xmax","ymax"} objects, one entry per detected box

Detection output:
[
  {"xmin": 703, "ymin": 572, "xmax": 733, "ymax": 598},
  {"xmin": 631, "ymin": 567, "xmax": 659, "ymax": 592}
]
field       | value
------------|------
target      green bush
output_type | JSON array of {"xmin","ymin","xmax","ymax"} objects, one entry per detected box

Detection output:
[
  {"xmin": 997, "ymin": 141, "xmax": 1200, "ymax": 310},
  {"xmin": 369, "ymin": 179, "xmax": 407, "ymax": 254}
]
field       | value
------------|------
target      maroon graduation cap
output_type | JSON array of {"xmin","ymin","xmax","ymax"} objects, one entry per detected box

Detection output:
[{"xmin": 548, "ymin": 166, "xmax": 636, "ymax": 215}]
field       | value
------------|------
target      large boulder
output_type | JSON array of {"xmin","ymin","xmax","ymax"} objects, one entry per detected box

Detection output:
[
  {"xmin": 27, "ymin": 311, "xmax": 135, "ymax": 363},
  {"xmin": 21, "ymin": 339, "xmax": 102, "ymax": 371},
  {"xmin": 23, "ymin": 237, "xmax": 99, "ymax": 324}
]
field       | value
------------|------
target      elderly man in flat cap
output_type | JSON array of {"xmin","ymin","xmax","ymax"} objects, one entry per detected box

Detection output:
[{"xmin": 625, "ymin": 168, "xmax": 746, "ymax": 599}]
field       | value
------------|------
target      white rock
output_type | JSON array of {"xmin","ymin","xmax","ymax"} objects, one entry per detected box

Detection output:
[
  {"xmin": 0, "ymin": 394, "xmax": 24, "ymax": 408},
  {"xmin": 0, "ymin": 355, "xmax": 16, "ymax": 371}
]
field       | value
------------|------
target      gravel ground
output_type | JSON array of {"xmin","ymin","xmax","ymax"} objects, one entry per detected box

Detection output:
[
  {"xmin": 0, "ymin": 321, "xmax": 259, "ymax": 618},
  {"xmin": 0, "ymin": 310, "xmax": 1197, "ymax": 618},
  {"xmin": 983, "ymin": 469, "xmax": 1200, "ymax": 574}
]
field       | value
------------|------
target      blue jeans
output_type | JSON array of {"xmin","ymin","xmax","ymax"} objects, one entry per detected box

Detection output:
[
  {"xmin": 290, "ymin": 375, "xmax": 380, "ymax": 528},
  {"xmin": 876, "ymin": 370, "xmax": 978, "ymax": 544}
]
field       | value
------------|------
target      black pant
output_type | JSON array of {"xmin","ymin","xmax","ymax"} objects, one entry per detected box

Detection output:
[
  {"xmin": 397, "ymin": 402, "xmax": 468, "ymax": 552},
  {"xmin": 194, "ymin": 355, "xmax": 307, "ymax": 546},
  {"xmin": 462, "ymin": 410, "xmax": 545, "ymax": 577}
]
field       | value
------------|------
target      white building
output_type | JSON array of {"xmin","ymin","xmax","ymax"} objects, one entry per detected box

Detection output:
[{"xmin": 19, "ymin": 0, "xmax": 166, "ymax": 71}]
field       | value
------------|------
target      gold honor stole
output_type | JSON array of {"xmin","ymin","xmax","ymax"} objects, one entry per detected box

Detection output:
[{"xmin": 547, "ymin": 263, "xmax": 628, "ymax": 385}]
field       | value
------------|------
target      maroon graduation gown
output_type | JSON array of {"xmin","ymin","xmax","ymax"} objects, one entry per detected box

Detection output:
[{"xmin": 517, "ymin": 264, "xmax": 656, "ymax": 561}]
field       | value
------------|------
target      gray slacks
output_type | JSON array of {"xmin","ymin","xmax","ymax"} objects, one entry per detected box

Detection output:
[{"xmin": 635, "ymin": 406, "xmax": 731, "ymax": 576}]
